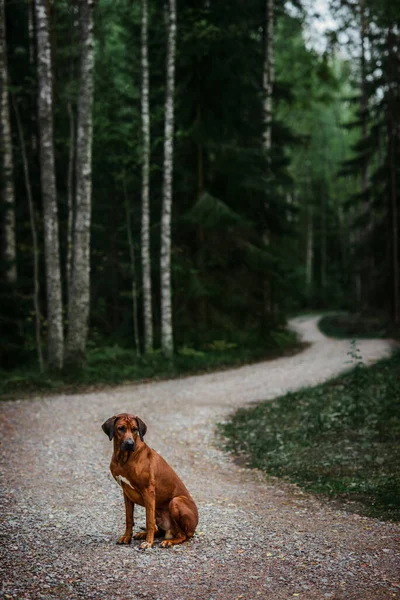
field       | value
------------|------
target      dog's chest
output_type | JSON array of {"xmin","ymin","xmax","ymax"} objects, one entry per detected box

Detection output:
[
  {"xmin": 115, "ymin": 475, "xmax": 137, "ymax": 490},
  {"xmin": 112, "ymin": 471, "xmax": 144, "ymax": 504}
]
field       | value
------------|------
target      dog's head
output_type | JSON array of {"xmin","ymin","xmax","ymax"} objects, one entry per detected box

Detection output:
[{"xmin": 102, "ymin": 413, "xmax": 147, "ymax": 452}]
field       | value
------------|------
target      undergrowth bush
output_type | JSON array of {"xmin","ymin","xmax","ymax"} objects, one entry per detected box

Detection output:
[
  {"xmin": 1, "ymin": 326, "xmax": 304, "ymax": 399},
  {"xmin": 318, "ymin": 313, "xmax": 392, "ymax": 339}
]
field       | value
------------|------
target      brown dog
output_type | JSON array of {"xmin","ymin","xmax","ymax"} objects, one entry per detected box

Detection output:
[{"xmin": 102, "ymin": 413, "xmax": 199, "ymax": 549}]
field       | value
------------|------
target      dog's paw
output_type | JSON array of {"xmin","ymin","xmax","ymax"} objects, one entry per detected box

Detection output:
[
  {"xmin": 139, "ymin": 541, "xmax": 153, "ymax": 550},
  {"xmin": 116, "ymin": 535, "xmax": 132, "ymax": 545},
  {"xmin": 133, "ymin": 532, "xmax": 147, "ymax": 540},
  {"xmin": 160, "ymin": 540, "xmax": 173, "ymax": 548}
]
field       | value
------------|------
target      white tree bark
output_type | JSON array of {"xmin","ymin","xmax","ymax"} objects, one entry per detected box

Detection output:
[
  {"xmin": 35, "ymin": 0, "xmax": 64, "ymax": 369},
  {"xmin": 141, "ymin": 0, "xmax": 153, "ymax": 353},
  {"xmin": 262, "ymin": 0, "xmax": 274, "ymax": 154},
  {"xmin": 160, "ymin": 0, "xmax": 177, "ymax": 359},
  {"xmin": 0, "ymin": 0, "xmax": 17, "ymax": 283},
  {"xmin": 66, "ymin": 0, "xmax": 95, "ymax": 365},
  {"xmin": 12, "ymin": 95, "xmax": 44, "ymax": 373}
]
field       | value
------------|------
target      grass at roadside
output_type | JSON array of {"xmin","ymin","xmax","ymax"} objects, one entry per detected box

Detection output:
[
  {"xmin": 1, "ymin": 328, "xmax": 304, "ymax": 400},
  {"xmin": 218, "ymin": 349, "xmax": 400, "ymax": 521},
  {"xmin": 318, "ymin": 313, "xmax": 393, "ymax": 339}
]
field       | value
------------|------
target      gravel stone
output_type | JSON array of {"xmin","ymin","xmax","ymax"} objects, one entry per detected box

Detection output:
[{"xmin": 0, "ymin": 316, "xmax": 399, "ymax": 600}]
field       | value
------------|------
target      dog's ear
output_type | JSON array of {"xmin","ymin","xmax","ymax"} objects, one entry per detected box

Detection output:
[
  {"xmin": 102, "ymin": 416, "xmax": 117, "ymax": 441},
  {"xmin": 136, "ymin": 416, "xmax": 147, "ymax": 442}
]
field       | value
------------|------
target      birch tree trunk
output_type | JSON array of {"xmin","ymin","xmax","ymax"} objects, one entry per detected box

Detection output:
[
  {"xmin": 160, "ymin": 0, "xmax": 177, "ymax": 359},
  {"xmin": 262, "ymin": 0, "xmax": 274, "ymax": 155},
  {"xmin": 141, "ymin": 0, "xmax": 153, "ymax": 353},
  {"xmin": 35, "ymin": 0, "xmax": 64, "ymax": 370},
  {"xmin": 12, "ymin": 95, "xmax": 44, "ymax": 373},
  {"xmin": 66, "ymin": 0, "xmax": 95, "ymax": 365},
  {"xmin": 0, "ymin": 0, "xmax": 17, "ymax": 283}
]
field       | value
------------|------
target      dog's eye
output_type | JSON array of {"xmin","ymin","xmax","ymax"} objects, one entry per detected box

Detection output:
[{"xmin": 118, "ymin": 426, "xmax": 125, "ymax": 432}]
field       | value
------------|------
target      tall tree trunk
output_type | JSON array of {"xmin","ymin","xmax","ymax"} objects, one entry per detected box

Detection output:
[
  {"xmin": 12, "ymin": 95, "xmax": 44, "ymax": 373},
  {"xmin": 0, "ymin": 0, "xmax": 17, "ymax": 283},
  {"xmin": 196, "ymin": 103, "xmax": 206, "ymax": 327},
  {"xmin": 359, "ymin": 0, "xmax": 371, "ymax": 305},
  {"xmin": 360, "ymin": 0, "xmax": 368, "ymax": 197},
  {"xmin": 66, "ymin": 101, "xmax": 74, "ymax": 305},
  {"xmin": 35, "ymin": 0, "xmax": 64, "ymax": 369},
  {"xmin": 28, "ymin": 0, "xmax": 37, "ymax": 154},
  {"xmin": 261, "ymin": 0, "xmax": 274, "ymax": 318},
  {"xmin": 28, "ymin": 0, "xmax": 35, "ymax": 66},
  {"xmin": 124, "ymin": 177, "xmax": 141, "ymax": 357},
  {"xmin": 141, "ymin": 0, "xmax": 153, "ymax": 353},
  {"xmin": 320, "ymin": 185, "xmax": 327, "ymax": 303},
  {"xmin": 305, "ymin": 204, "xmax": 314, "ymax": 298},
  {"xmin": 66, "ymin": 0, "xmax": 95, "ymax": 366},
  {"xmin": 66, "ymin": 1, "xmax": 77, "ymax": 306},
  {"xmin": 262, "ymin": 0, "xmax": 274, "ymax": 155},
  {"xmin": 387, "ymin": 29, "xmax": 399, "ymax": 324},
  {"xmin": 160, "ymin": 0, "xmax": 177, "ymax": 359}
]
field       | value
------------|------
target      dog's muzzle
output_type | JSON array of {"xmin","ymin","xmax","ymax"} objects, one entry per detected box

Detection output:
[{"xmin": 121, "ymin": 439, "xmax": 135, "ymax": 452}]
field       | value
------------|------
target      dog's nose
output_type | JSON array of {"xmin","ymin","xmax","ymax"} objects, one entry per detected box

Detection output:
[{"xmin": 124, "ymin": 439, "xmax": 135, "ymax": 450}]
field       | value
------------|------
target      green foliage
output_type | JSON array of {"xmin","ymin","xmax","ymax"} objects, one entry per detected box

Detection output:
[
  {"xmin": 178, "ymin": 346, "xmax": 206, "ymax": 358},
  {"xmin": 318, "ymin": 314, "xmax": 393, "ymax": 339},
  {"xmin": 207, "ymin": 340, "xmax": 238, "ymax": 352},
  {"xmin": 0, "ymin": 327, "xmax": 303, "ymax": 399},
  {"xmin": 219, "ymin": 351, "xmax": 400, "ymax": 520}
]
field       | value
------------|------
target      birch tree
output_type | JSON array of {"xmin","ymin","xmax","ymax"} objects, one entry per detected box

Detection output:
[
  {"xmin": 66, "ymin": 0, "xmax": 95, "ymax": 365},
  {"xmin": 160, "ymin": 0, "xmax": 177, "ymax": 359},
  {"xmin": 0, "ymin": 0, "xmax": 17, "ymax": 283},
  {"xmin": 35, "ymin": 0, "xmax": 64, "ymax": 369},
  {"xmin": 141, "ymin": 0, "xmax": 153, "ymax": 353}
]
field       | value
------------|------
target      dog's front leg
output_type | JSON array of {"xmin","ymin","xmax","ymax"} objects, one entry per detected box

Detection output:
[
  {"xmin": 117, "ymin": 493, "xmax": 134, "ymax": 545},
  {"xmin": 140, "ymin": 486, "xmax": 156, "ymax": 550}
]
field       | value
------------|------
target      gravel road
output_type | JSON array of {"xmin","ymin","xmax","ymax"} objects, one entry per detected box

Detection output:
[{"xmin": 1, "ymin": 316, "xmax": 399, "ymax": 600}]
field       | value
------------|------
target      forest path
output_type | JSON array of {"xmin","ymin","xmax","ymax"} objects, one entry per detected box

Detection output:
[{"xmin": 1, "ymin": 316, "xmax": 399, "ymax": 600}]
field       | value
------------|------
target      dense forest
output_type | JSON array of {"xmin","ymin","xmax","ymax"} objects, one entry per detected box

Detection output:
[{"xmin": 0, "ymin": 0, "xmax": 399, "ymax": 375}]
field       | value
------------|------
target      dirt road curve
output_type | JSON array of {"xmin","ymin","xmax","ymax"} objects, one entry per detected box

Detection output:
[{"xmin": 0, "ymin": 316, "xmax": 399, "ymax": 600}]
